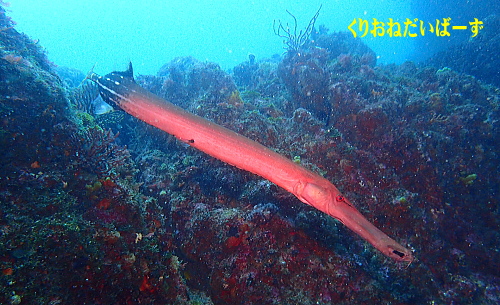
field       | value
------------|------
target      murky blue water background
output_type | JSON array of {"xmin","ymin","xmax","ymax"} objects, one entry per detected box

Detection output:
[{"xmin": 9, "ymin": 0, "xmax": 415, "ymax": 74}]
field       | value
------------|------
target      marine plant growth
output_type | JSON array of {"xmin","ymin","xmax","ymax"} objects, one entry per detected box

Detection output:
[{"xmin": 273, "ymin": 5, "xmax": 322, "ymax": 53}]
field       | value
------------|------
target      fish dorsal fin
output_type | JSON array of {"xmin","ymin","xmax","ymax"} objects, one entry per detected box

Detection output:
[
  {"xmin": 124, "ymin": 61, "xmax": 134, "ymax": 78},
  {"xmin": 112, "ymin": 62, "xmax": 134, "ymax": 81}
]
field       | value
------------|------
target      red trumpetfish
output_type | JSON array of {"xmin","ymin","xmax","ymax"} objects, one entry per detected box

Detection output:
[{"xmin": 89, "ymin": 63, "xmax": 413, "ymax": 263}]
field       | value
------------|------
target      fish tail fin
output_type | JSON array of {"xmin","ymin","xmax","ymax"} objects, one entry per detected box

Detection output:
[{"xmin": 82, "ymin": 63, "xmax": 99, "ymax": 85}]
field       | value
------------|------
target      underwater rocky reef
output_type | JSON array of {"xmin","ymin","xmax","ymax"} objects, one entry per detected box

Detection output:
[
  {"xmin": 1, "ymin": 5, "xmax": 500, "ymax": 305},
  {"xmin": 426, "ymin": 14, "xmax": 500, "ymax": 88}
]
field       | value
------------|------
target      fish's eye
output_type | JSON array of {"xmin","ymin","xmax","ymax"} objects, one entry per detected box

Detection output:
[{"xmin": 392, "ymin": 249, "xmax": 405, "ymax": 258}]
